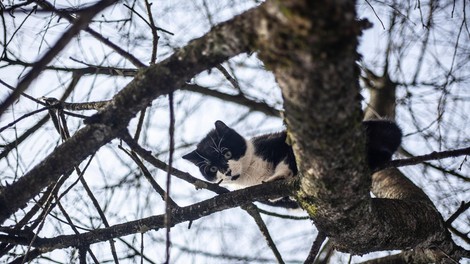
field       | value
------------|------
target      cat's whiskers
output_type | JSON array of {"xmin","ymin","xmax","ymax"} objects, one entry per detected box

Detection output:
[
  {"xmin": 195, "ymin": 160, "xmax": 206, "ymax": 167},
  {"xmin": 209, "ymin": 136, "xmax": 222, "ymax": 154},
  {"xmin": 194, "ymin": 151, "xmax": 211, "ymax": 164},
  {"xmin": 216, "ymin": 135, "xmax": 225, "ymax": 151},
  {"xmin": 209, "ymin": 145, "xmax": 221, "ymax": 153}
]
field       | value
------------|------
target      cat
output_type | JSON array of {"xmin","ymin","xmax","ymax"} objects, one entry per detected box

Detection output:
[
  {"xmin": 182, "ymin": 121, "xmax": 297, "ymax": 187},
  {"xmin": 183, "ymin": 120, "xmax": 402, "ymax": 188}
]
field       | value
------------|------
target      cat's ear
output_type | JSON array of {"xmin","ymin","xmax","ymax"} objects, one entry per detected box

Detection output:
[
  {"xmin": 182, "ymin": 150, "xmax": 201, "ymax": 164},
  {"xmin": 214, "ymin": 120, "xmax": 230, "ymax": 135}
]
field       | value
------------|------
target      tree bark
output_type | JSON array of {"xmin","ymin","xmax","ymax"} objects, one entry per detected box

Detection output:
[
  {"xmin": 0, "ymin": 1, "xmax": 467, "ymax": 262},
  {"xmin": 255, "ymin": 0, "xmax": 464, "ymax": 262},
  {"xmin": 0, "ymin": 5, "xmax": 260, "ymax": 224},
  {"xmin": 0, "ymin": 179, "xmax": 295, "ymax": 253}
]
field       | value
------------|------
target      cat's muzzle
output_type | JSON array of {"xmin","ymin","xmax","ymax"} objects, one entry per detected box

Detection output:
[{"xmin": 221, "ymin": 168, "xmax": 240, "ymax": 181}]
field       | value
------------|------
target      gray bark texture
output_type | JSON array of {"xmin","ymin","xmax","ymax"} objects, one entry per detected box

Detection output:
[
  {"xmin": 253, "ymin": 1, "xmax": 466, "ymax": 262},
  {"xmin": 0, "ymin": 0, "xmax": 467, "ymax": 263}
]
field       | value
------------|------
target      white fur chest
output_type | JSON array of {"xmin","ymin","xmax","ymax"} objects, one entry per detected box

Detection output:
[{"xmin": 216, "ymin": 140, "xmax": 292, "ymax": 188}]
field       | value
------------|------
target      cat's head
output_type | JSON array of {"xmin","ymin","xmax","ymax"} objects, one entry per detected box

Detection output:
[{"xmin": 182, "ymin": 121, "xmax": 247, "ymax": 182}]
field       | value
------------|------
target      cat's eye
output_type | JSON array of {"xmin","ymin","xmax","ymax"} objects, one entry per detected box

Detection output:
[
  {"xmin": 209, "ymin": 166, "xmax": 218, "ymax": 173},
  {"xmin": 223, "ymin": 151, "xmax": 232, "ymax": 160}
]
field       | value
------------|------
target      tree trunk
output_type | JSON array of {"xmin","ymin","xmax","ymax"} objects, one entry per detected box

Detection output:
[
  {"xmin": 0, "ymin": 1, "xmax": 467, "ymax": 262},
  {"xmin": 255, "ymin": 0, "xmax": 463, "ymax": 262}
]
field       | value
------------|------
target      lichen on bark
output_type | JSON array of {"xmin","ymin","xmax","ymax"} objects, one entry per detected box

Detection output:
[{"xmin": 253, "ymin": 0, "xmax": 465, "ymax": 261}]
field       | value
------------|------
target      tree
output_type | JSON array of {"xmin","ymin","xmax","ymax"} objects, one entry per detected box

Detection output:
[{"xmin": 0, "ymin": 0, "xmax": 469, "ymax": 263}]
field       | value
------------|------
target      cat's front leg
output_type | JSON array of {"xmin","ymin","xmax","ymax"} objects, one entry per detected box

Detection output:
[{"xmin": 263, "ymin": 161, "xmax": 294, "ymax": 183}]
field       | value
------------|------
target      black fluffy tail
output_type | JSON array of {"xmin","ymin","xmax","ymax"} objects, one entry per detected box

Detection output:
[{"xmin": 363, "ymin": 120, "xmax": 402, "ymax": 171}]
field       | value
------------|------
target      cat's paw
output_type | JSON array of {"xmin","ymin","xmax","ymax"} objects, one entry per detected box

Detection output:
[{"xmin": 263, "ymin": 174, "xmax": 287, "ymax": 183}]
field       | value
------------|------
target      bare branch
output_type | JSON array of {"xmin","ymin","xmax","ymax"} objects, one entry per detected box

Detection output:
[
  {"xmin": 33, "ymin": 0, "xmax": 146, "ymax": 68},
  {"xmin": 0, "ymin": 0, "xmax": 119, "ymax": 117},
  {"xmin": 0, "ymin": 2, "xmax": 260, "ymax": 224},
  {"xmin": 241, "ymin": 203, "xmax": 285, "ymax": 264},
  {"xmin": 0, "ymin": 179, "xmax": 296, "ymax": 252},
  {"xmin": 304, "ymin": 231, "xmax": 327, "ymax": 264},
  {"xmin": 181, "ymin": 83, "xmax": 280, "ymax": 117},
  {"xmin": 388, "ymin": 146, "xmax": 470, "ymax": 172},
  {"xmin": 446, "ymin": 201, "xmax": 470, "ymax": 225},
  {"xmin": 120, "ymin": 132, "xmax": 228, "ymax": 194},
  {"xmin": 118, "ymin": 145, "xmax": 178, "ymax": 208}
]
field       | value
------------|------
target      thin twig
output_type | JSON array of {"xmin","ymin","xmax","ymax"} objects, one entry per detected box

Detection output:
[
  {"xmin": 0, "ymin": 0, "xmax": 119, "ymax": 117},
  {"xmin": 165, "ymin": 90, "xmax": 175, "ymax": 264},
  {"xmin": 116, "ymin": 237, "xmax": 158, "ymax": 264},
  {"xmin": 21, "ymin": 180, "xmax": 62, "ymax": 264},
  {"xmin": 0, "ymin": 79, "xmax": 44, "ymax": 105},
  {"xmin": 34, "ymin": 0, "xmax": 146, "ymax": 68},
  {"xmin": 242, "ymin": 203, "xmax": 285, "ymax": 264},
  {"xmin": 122, "ymin": 3, "xmax": 174, "ymax": 35},
  {"xmin": 1, "ymin": 5, "xmax": 37, "ymax": 59},
  {"xmin": 3, "ymin": 57, "xmax": 138, "ymax": 76},
  {"xmin": 56, "ymin": 201, "xmax": 99, "ymax": 264},
  {"xmin": 54, "ymin": 109, "xmax": 120, "ymax": 264},
  {"xmin": 140, "ymin": 233, "xmax": 144, "ymax": 264},
  {"xmin": 120, "ymin": 132, "xmax": 229, "ymax": 195},
  {"xmin": 447, "ymin": 225, "xmax": 470, "ymax": 245},
  {"xmin": 118, "ymin": 144, "xmax": 179, "ymax": 208},
  {"xmin": 0, "ymin": 72, "xmax": 82, "ymax": 159},
  {"xmin": 216, "ymin": 64, "xmax": 242, "ymax": 91},
  {"xmin": 78, "ymin": 173, "xmax": 120, "ymax": 264},
  {"xmin": 304, "ymin": 231, "xmax": 327, "ymax": 264},
  {"xmin": 386, "ymin": 146, "xmax": 470, "ymax": 170},
  {"xmin": 364, "ymin": 0, "xmax": 385, "ymax": 30},
  {"xmin": 446, "ymin": 201, "xmax": 470, "ymax": 225},
  {"xmin": 0, "ymin": 107, "xmax": 49, "ymax": 133},
  {"xmin": 144, "ymin": 0, "xmax": 159, "ymax": 64},
  {"xmin": 181, "ymin": 83, "xmax": 280, "ymax": 117},
  {"xmin": 134, "ymin": 109, "xmax": 146, "ymax": 141},
  {"xmin": 257, "ymin": 208, "xmax": 309, "ymax": 220}
]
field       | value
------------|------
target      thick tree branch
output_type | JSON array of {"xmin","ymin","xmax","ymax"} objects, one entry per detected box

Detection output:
[
  {"xmin": 0, "ymin": 180, "xmax": 296, "ymax": 253},
  {"xmin": 1, "ymin": 1, "xmax": 466, "ymax": 262},
  {"xmin": 0, "ymin": 4, "xmax": 263, "ymax": 224},
  {"xmin": 255, "ymin": 0, "xmax": 463, "ymax": 261}
]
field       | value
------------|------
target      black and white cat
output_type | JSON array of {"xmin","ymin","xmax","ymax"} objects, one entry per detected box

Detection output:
[
  {"xmin": 183, "ymin": 120, "xmax": 402, "ymax": 187},
  {"xmin": 183, "ymin": 121, "xmax": 297, "ymax": 187}
]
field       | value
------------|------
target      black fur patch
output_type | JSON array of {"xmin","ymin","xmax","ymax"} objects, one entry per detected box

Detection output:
[
  {"xmin": 363, "ymin": 120, "xmax": 402, "ymax": 170},
  {"xmin": 252, "ymin": 132, "xmax": 298, "ymax": 176},
  {"xmin": 182, "ymin": 121, "xmax": 247, "ymax": 181}
]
